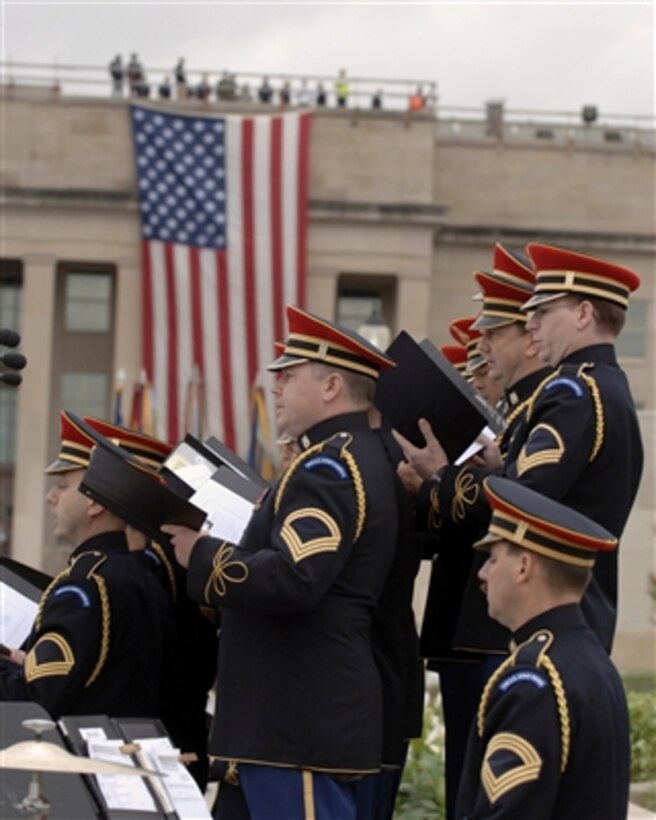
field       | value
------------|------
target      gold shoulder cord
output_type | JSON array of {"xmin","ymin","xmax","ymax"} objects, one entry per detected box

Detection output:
[
  {"xmin": 477, "ymin": 632, "xmax": 571, "ymax": 774},
  {"xmin": 477, "ymin": 654, "xmax": 516, "ymax": 737},
  {"xmin": 523, "ymin": 368, "xmax": 561, "ymax": 425},
  {"xmin": 150, "ymin": 541, "xmax": 178, "ymax": 603},
  {"xmin": 577, "ymin": 363, "xmax": 604, "ymax": 463},
  {"xmin": 524, "ymin": 364, "xmax": 603, "ymax": 466},
  {"xmin": 274, "ymin": 434, "xmax": 366, "ymax": 542},
  {"xmin": 540, "ymin": 654, "xmax": 571, "ymax": 773},
  {"xmin": 495, "ymin": 397, "xmax": 532, "ymax": 450},
  {"xmin": 85, "ymin": 571, "xmax": 110, "ymax": 687},
  {"xmin": 33, "ymin": 555, "xmax": 111, "ymax": 687}
]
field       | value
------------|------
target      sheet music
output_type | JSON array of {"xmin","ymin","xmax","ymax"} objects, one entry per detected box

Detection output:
[
  {"xmin": 0, "ymin": 580, "xmax": 38, "ymax": 646},
  {"xmin": 135, "ymin": 737, "xmax": 211, "ymax": 820},
  {"xmin": 82, "ymin": 729, "xmax": 158, "ymax": 813},
  {"xmin": 454, "ymin": 426, "xmax": 496, "ymax": 466},
  {"xmin": 165, "ymin": 441, "xmax": 217, "ymax": 491},
  {"xmin": 190, "ymin": 480, "xmax": 254, "ymax": 543}
]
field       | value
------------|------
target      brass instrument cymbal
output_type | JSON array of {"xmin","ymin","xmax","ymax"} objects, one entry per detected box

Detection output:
[{"xmin": 0, "ymin": 739, "xmax": 158, "ymax": 777}]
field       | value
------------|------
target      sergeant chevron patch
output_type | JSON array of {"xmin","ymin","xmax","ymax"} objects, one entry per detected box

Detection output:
[
  {"xmin": 481, "ymin": 732, "xmax": 542, "ymax": 804},
  {"xmin": 24, "ymin": 632, "xmax": 75, "ymax": 682},
  {"xmin": 516, "ymin": 424, "xmax": 565, "ymax": 476},
  {"xmin": 280, "ymin": 508, "xmax": 341, "ymax": 562}
]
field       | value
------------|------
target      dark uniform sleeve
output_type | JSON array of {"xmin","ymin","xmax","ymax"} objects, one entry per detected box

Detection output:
[
  {"xmin": 458, "ymin": 666, "xmax": 562, "ymax": 818},
  {"xmin": 416, "ymin": 369, "xmax": 598, "ymax": 536},
  {"xmin": 187, "ymin": 446, "xmax": 362, "ymax": 614},
  {"xmin": 0, "ymin": 560, "xmax": 105, "ymax": 718},
  {"xmin": 414, "ymin": 464, "xmax": 492, "ymax": 538},
  {"xmin": 504, "ymin": 372, "xmax": 596, "ymax": 500}
]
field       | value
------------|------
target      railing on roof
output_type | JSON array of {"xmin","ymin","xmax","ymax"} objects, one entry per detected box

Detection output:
[
  {"xmin": 1, "ymin": 60, "xmax": 654, "ymax": 148},
  {"xmin": 0, "ymin": 60, "xmax": 437, "ymax": 112}
]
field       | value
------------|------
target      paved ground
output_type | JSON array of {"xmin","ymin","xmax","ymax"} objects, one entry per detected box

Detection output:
[{"xmin": 629, "ymin": 803, "xmax": 656, "ymax": 819}]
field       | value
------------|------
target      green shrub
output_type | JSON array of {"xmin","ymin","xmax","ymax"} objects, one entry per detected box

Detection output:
[
  {"xmin": 395, "ymin": 674, "xmax": 446, "ymax": 819},
  {"xmin": 627, "ymin": 689, "xmax": 656, "ymax": 782},
  {"xmin": 623, "ymin": 672, "xmax": 656, "ymax": 783}
]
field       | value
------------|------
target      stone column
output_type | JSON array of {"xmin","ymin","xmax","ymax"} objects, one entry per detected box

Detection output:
[{"xmin": 12, "ymin": 255, "xmax": 57, "ymax": 571}]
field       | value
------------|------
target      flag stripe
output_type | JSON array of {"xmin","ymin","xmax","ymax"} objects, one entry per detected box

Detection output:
[
  {"xmin": 296, "ymin": 113, "xmax": 311, "ymax": 308},
  {"xmin": 150, "ymin": 241, "xmax": 168, "ymax": 439},
  {"xmin": 200, "ymin": 248, "xmax": 222, "ymax": 440},
  {"xmin": 270, "ymin": 117, "xmax": 284, "ymax": 341},
  {"xmin": 253, "ymin": 117, "xmax": 275, "ymax": 381},
  {"xmin": 173, "ymin": 243, "xmax": 192, "ymax": 443},
  {"xmin": 281, "ymin": 113, "xmax": 299, "ymax": 311},
  {"xmin": 217, "ymin": 249, "xmax": 236, "ymax": 449},
  {"xmin": 141, "ymin": 239, "xmax": 155, "ymax": 379},
  {"xmin": 241, "ymin": 118, "xmax": 258, "ymax": 389},
  {"xmin": 225, "ymin": 117, "xmax": 249, "ymax": 453},
  {"xmin": 164, "ymin": 242, "xmax": 179, "ymax": 443},
  {"xmin": 190, "ymin": 246, "xmax": 204, "ymax": 372}
]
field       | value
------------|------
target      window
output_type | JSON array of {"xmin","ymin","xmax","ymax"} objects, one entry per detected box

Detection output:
[
  {"xmin": 0, "ymin": 260, "xmax": 23, "ymax": 466},
  {"xmin": 337, "ymin": 292, "xmax": 386, "ymax": 332},
  {"xmin": 617, "ymin": 301, "xmax": 648, "ymax": 359},
  {"xmin": 336, "ymin": 273, "xmax": 397, "ymax": 337},
  {"xmin": 52, "ymin": 263, "xmax": 116, "ymax": 422},
  {"xmin": 0, "ymin": 260, "xmax": 23, "ymax": 556},
  {"xmin": 65, "ymin": 273, "xmax": 113, "ymax": 332}
]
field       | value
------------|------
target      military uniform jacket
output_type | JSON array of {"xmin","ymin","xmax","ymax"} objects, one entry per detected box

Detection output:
[
  {"xmin": 456, "ymin": 604, "xmax": 630, "ymax": 819},
  {"xmin": 0, "ymin": 531, "xmax": 173, "ymax": 719},
  {"xmin": 371, "ymin": 428, "xmax": 424, "ymax": 766},
  {"xmin": 418, "ymin": 346, "xmax": 643, "ymax": 651},
  {"xmin": 418, "ymin": 368, "xmax": 552, "ymax": 659},
  {"xmin": 186, "ymin": 412, "xmax": 399, "ymax": 773},
  {"xmin": 141, "ymin": 540, "xmax": 217, "ymax": 788}
]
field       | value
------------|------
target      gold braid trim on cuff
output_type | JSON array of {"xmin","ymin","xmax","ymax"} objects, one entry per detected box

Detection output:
[
  {"xmin": 427, "ymin": 485, "xmax": 443, "ymax": 533},
  {"xmin": 203, "ymin": 542, "xmax": 249, "ymax": 601},
  {"xmin": 451, "ymin": 468, "xmax": 479, "ymax": 522}
]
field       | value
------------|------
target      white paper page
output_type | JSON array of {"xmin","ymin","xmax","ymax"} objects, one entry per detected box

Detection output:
[
  {"xmin": 454, "ymin": 426, "xmax": 496, "ymax": 466},
  {"xmin": 136, "ymin": 737, "xmax": 211, "ymax": 820},
  {"xmin": 0, "ymin": 581, "xmax": 38, "ymax": 646},
  {"xmin": 164, "ymin": 442, "xmax": 216, "ymax": 490},
  {"xmin": 190, "ymin": 481, "xmax": 254, "ymax": 542},
  {"xmin": 84, "ymin": 734, "xmax": 158, "ymax": 813}
]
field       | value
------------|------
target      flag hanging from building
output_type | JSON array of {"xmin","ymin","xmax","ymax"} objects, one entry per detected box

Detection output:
[
  {"xmin": 129, "ymin": 369, "xmax": 156, "ymax": 435},
  {"xmin": 112, "ymin": 369, "xmax": 126, "ymax": 425},
  {"xmin": 247, "ymin": 376, "xmax": 277, "ymax": 483},
  {"xmin": 130, "ymin": 104, "xmax": 311, "ymax": 453}
]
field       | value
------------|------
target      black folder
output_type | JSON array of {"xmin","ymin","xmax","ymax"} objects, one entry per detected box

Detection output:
[
  {"xmin": 204, "ymin": 436, "xmax": 268, "ymax": 489},
  {"xmin": 80, "ymin": 440, "xmax": 207, "ymax": 546},
  {"xmin": 375, "ymin": 331, "xmax": 503, "ymax": 463},
  {"xmin": 58, "ymin": 714, "xmax": 174, "ymax": 819},
  {"xmin": 161, "ymin": 434, "xmax": 268, "ymax": 500},
  {"xmin": 0, "ymin": 556, "xmax": 52, "ymax": 595}
]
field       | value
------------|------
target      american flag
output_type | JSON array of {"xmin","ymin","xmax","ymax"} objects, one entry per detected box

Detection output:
[{"xmin": 130, "ymin": 104, "xmax": 311, "ymax": 453}]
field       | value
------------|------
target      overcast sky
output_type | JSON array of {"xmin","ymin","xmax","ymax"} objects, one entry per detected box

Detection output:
[{"xmin": 1, "ymin": 1, "xmax": 654, "ymax": 118}]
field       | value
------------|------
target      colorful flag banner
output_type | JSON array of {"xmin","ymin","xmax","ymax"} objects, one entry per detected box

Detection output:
[
  {"xmin": 183, "ymin": 363, "xmax": 206, "ymax": 439},
  {"xmin": 129, "ymin": 368, "xmax": 156, "ymax": 435},
  {"xmin": 130, "ymin": 104, "xmax": 311, "ymax": 451},
  {"xmin": 247, "ymin": 372, "xmax": 277, "ymax": 482},
  {"xmin": 113, "ymin": 368, "xmax": 126, "ymax": 425}
]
